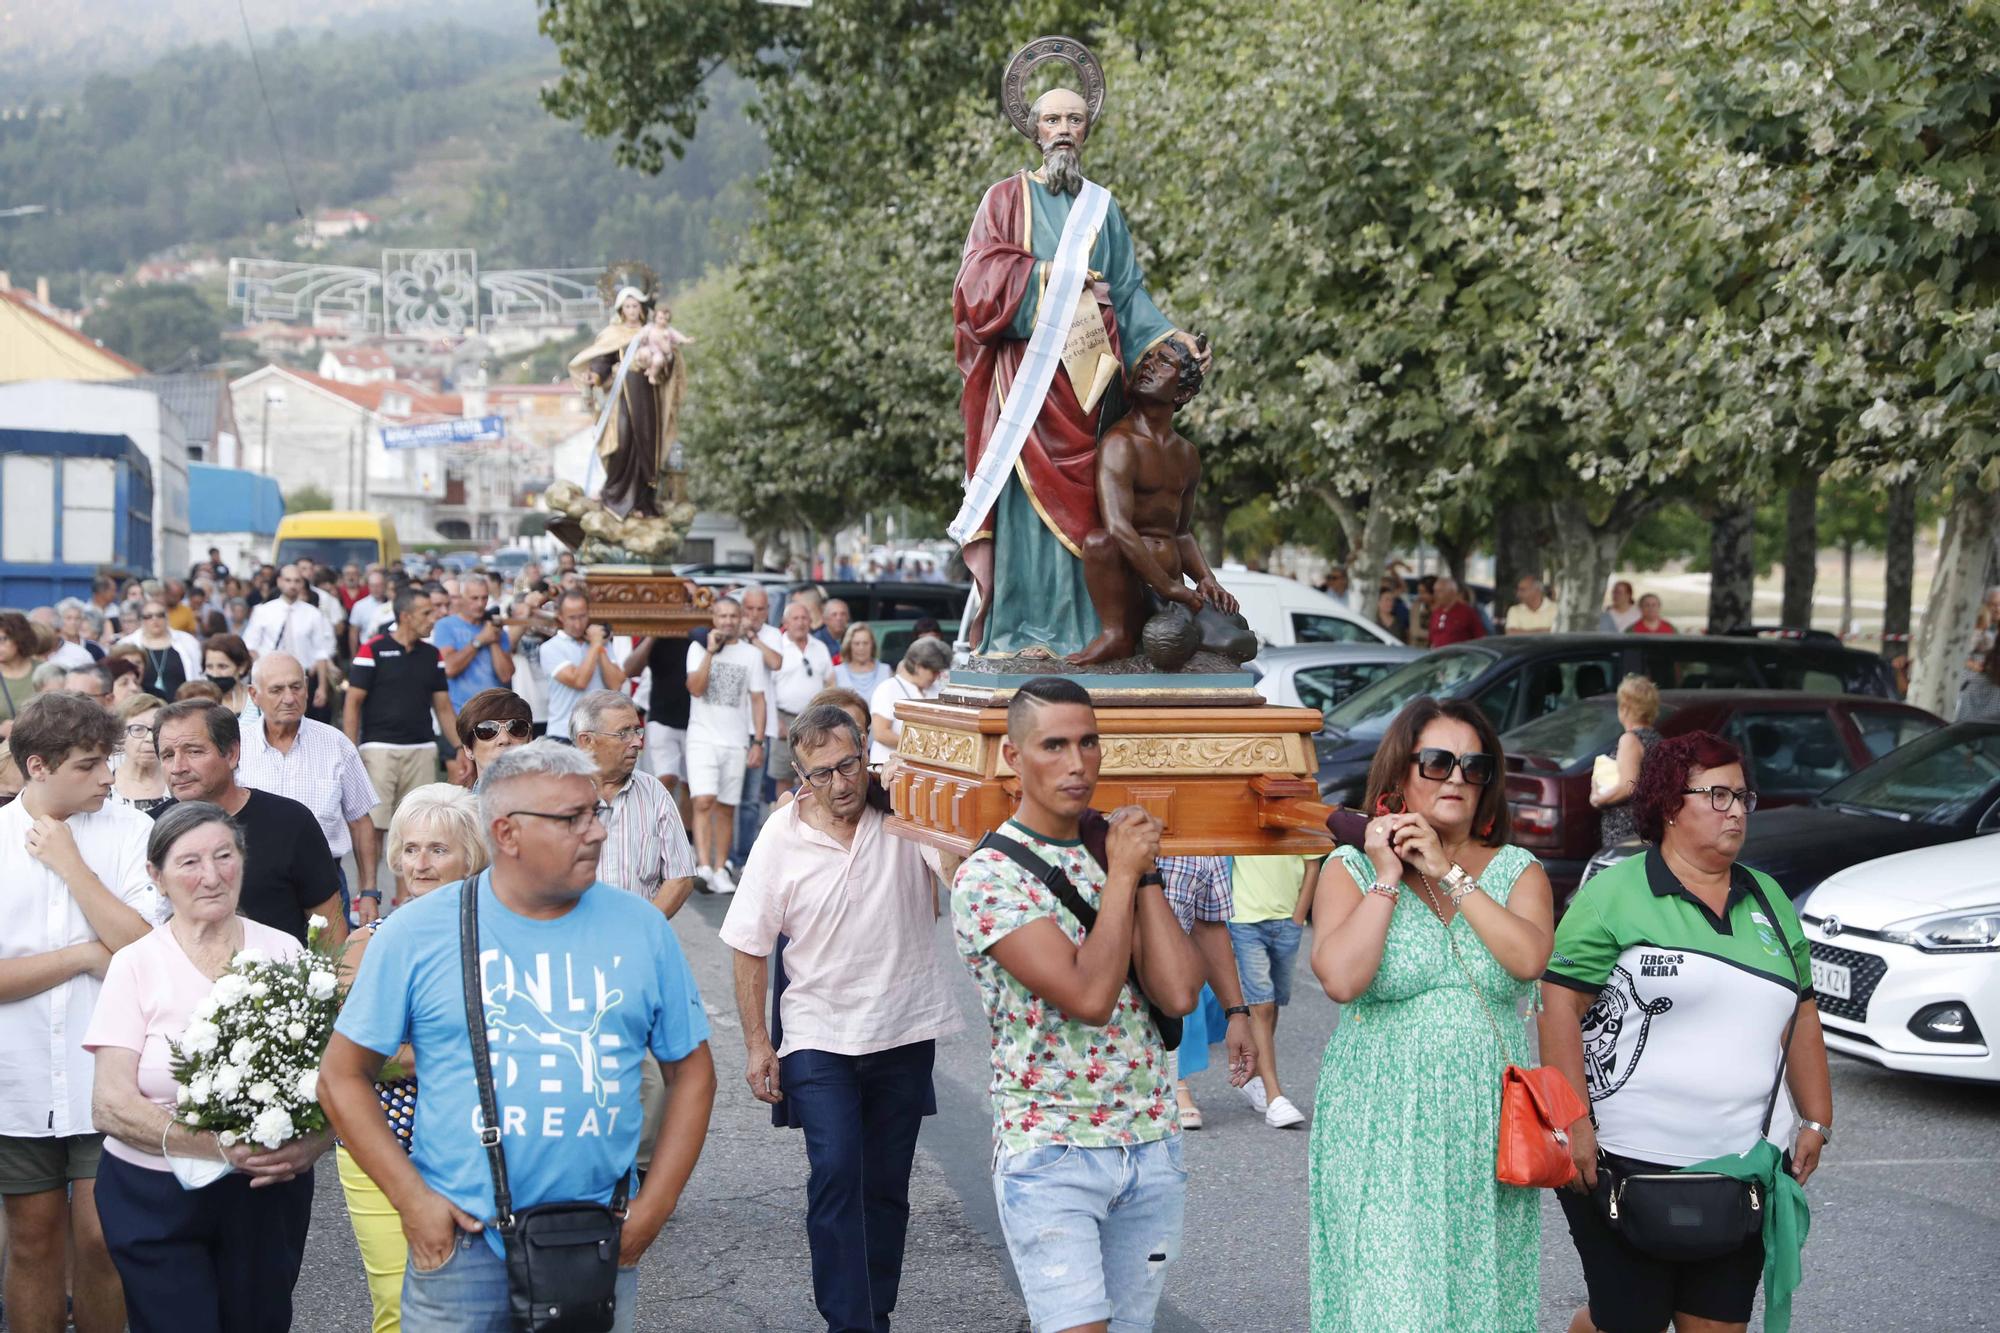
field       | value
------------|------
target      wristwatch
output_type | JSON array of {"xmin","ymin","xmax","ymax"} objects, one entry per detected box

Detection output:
[
  {"xmin": 1223, "ymin": 1004, "xmax": 1251, "ymax": 1019},
  {"xmin": 1797, "ymin": 1118, "xmax": 1831, "ymax": 1145},
  {"xmin": 1138, "ymin": 870, "xmax": 1165, "ymax": 889},
  {"xmin": 358, "ymin": 890, "xmax": 381, "ymax": 902}
]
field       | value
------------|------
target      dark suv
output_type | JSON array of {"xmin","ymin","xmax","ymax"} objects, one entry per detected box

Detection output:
[{"xmin": 1312, "ymin": 633, "xmax": 1898, "ymax": 807}]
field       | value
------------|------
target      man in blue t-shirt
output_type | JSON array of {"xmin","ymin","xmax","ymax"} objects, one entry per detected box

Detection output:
[
  {"xmin": 430, "ymin": 573, "xmax": 515, "ymax": 712},
  {"xmin": 321, "ymin": 741, "xmax": 716, "ymax": 1332}
]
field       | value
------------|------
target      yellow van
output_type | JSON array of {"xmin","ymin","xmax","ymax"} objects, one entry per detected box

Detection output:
[{"xmin": 271, "ymin": 512, "xmax": 402, "ymax": 571}]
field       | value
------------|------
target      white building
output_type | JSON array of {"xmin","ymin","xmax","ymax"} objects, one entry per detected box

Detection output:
[
  {"xmin": 316, "ymin": 345, "xmax": 396, "ymax": 385},
  {"xmin": 0, "ymin": 379, "xmax": 191, "ymax": 578}
]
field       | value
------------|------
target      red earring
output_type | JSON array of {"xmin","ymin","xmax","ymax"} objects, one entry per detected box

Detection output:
[
  {"xmin": 1375, "ymin": 791, "xmax": 1404, "ymax": 816},
  {"xmin": 1481, "ymin": 817, "xmax": 1496, "ymax": 839}
]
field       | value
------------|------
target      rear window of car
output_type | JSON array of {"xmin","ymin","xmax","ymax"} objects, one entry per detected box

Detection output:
[
  {"xmin": 1293, "ymin": 661, "xmax": 1402, "ymax": 715},
  {"xmin": 1755, "ymin": 648, "xmax": 1892, "ymax": 697},
  {"xmin": 1851, "ymin": 707, "xmax": 1942, "ymax": 760},
  {"xmin": 1636, "ymin": 643, "xmax": 1762, "ymax": 691},
  {"xmin": 1292, "ymin": 612, "xmax": 1379, "ymax": 644},
  {"xmin": 1728, "ymin": 709, "xmax": 1854, "ymax": 795},
  {"xmin": 1326, "ymin": 648, "xmax": 1496, "ymax": 735},
  {"xmin": 1503, "ymin": 700, "xmax": 1658, "ymax": 770}
]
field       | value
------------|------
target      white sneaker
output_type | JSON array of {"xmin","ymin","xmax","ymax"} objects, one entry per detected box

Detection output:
[
  {"xmin": 709, "ymin": 863, "xmax": 737, "ymax": 895},
  {"xmin": 1265, "ymin": 1095, "xmax": 1305, "ymax": 1129},
  {"xmin": 694, "ymin": 865, "xmax": 716, "ymax": 894},
  {"xmin": 1240, "ymin": 1076, "xmax": 1268, "ymax": 1115}
]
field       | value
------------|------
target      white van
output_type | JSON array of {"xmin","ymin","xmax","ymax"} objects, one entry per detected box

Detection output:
[{"xmin": 1220, "ymin": 568, "xmax": 1400, "ymax": 647}]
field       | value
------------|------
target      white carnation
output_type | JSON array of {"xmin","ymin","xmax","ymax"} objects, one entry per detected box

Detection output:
[
  {"xmin": 250, "ymin": 1107, "xmax": 295, "ymax": 1150},
  {"xmin": 218, "ymin": 1130, "xmax": 239, "ymax": 1147},
  {"xmin": 214, "ymin": 1065, "xmax": 245, "ymax": 1098},
  {"xmin": 247, "ymin": 1080, "xmax": 277, "ymax": 1105},
  {"xmin": 188, "ymin": 1074, "xmax": 214, "ymax": 1104},
  {"xmin": 248, "ymin": 981, "xmax": 270, "ymax": 1000},
  {"xmin": 286, "ymin": 1022, "xmax": 307, "ymax": 1042},
  {"xmin": 308, "ymin": 914, "xmax": 328, "ymax": 930},
  {"xmin": 211, "ymin": 974, "xmax": 251, "ymax": 1007},
  {"xmin": 306, "ymin": 970, "xmax": 338, "ymax": 1001},
  {"xmin": 233, "ymin": 947, "xmax": 271, "ymax": 968},
  {"xmin": 192, "ymin": 995, "xmax": 218, "ymax": 1022},
  {"xmin": 293, "ymin": 1069, "xmax": 319, "ymax": 1101},
  {"xmin": 177, "ymin": 1084, "xmax": 192, "ymax": 1106},
  {"xmin": 183, "ymin": 1020, "xmax": 220, "ymax": 1055},
  {"xmin": 229, "ymin": 1038, "xmax": 256, "ymax": 1066}
]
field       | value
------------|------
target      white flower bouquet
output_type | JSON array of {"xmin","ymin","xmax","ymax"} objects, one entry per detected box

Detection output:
[{"xmin": 168, "ymin": 917, "xmax": 344, "ymax": 1151}]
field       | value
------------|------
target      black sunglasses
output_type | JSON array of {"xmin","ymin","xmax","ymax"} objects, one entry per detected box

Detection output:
[
  {"xmin": 1414, "ymin": 747, "xmax": 1495, "ymax": 786},
  {"xmin": 473, "ymin": 719, "xmax": 533, "ymax": 741}
]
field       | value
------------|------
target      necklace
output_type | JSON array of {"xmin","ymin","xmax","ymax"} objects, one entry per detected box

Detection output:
[
  {"xmin": 144, "ymin": 645, "xmax": 172, "ymax": 693},
  {"xmin": 1412, "ymin": 869, "xmax": 1453, "ymax": 925}
]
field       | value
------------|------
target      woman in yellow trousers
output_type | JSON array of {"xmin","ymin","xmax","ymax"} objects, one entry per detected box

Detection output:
[{"xmin": 335, "ymin": 785, "xmax": 488, "ymax": 1333}]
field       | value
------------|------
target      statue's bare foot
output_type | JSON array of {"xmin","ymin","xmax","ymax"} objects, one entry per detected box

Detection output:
[{"xmin": 1067, "ymin": 631, "xmax": 1134, "ymax": 666}]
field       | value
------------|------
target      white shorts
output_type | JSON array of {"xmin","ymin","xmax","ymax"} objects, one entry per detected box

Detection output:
[
  {"xmin": 686, "ymin": 740, "xmax": 747, "ymax": 801},
  {"xmin": 646, "ymin": 721, "xmax": 687, "ymax": 785}
]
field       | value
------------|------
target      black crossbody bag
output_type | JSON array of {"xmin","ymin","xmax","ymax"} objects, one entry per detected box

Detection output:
[
  {"xmin": 1594, "ymin": 876, "xmax": 1802, "ymax": 1262},
  {"xmin": 976, "ymin": 831, "xmax": 1183, "ymax": 1050},
  {"xmin": 460, "ymin": 873, "xmax": 628, "ymax": 1333}
]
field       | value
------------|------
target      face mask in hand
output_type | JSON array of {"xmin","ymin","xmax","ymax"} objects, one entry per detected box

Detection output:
[{"xmin": 206, "ymin": 674, "xmax": 238, "ymax": 692}]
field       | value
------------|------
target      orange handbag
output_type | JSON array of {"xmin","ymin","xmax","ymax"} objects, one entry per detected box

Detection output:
[{"xmin": 1497, "ymin": 1064, "xmax": 1590, "ymax": 1188}]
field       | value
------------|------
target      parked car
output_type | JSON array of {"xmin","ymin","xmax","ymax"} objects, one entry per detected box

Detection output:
[
  {"xmin": 1505, "ymin": 691, "xmax": 1943, "ymax": 895},
  {"xmin": 1250, "ymin": 643, "xmax": 1420, "ymax": 716},
  {"xmin": 1220, "ymin": 569, "xmax": 1402, "ymax": 648},
  {"xmin": 1312, "ymin": 633, "xmax": 1900, "ymax": 808},
  {"xmin": 807, "ymin": 580, "xmax": 970, "ymax": 625},
  {"xmin": 1582, "ymin": 721, "xmax": 2000, "ymax": 899},
  {"xmin": 1799, "ymin": 836, "xmax": 2000, "ymax": 1083},
  {"xmin": 873, "ymin": 619, "xmax": 960, "ymax": 667}
]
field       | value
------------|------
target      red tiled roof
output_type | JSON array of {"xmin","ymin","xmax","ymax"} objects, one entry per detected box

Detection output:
[
  {"xmin": 0, "ymin": 287, "xmax": 147, "ymax": 374},
  {"xmin": 328, "ymin": 346, "xmax": 393, "ymax": 369},
  {"xmin": 291, "ymin": 369, "xmax": 461, "ymax": 420}
]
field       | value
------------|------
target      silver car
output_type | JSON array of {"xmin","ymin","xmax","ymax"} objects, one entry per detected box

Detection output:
[{"xmin": 1249, "ymin": 642, "xmax": 1421, "ymax": 717}]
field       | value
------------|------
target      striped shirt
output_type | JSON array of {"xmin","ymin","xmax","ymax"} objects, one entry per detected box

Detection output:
[
  {"xmin": 1157, "ymin": 855, "xmax": 1234, "ymax": 934},
  {"xmin": 598, "ymin": 768, "xmax": 697, "ymax": 903},
  {"xmin": 236, "ymin": 717, "xmax": 379, "ymax": 860}
]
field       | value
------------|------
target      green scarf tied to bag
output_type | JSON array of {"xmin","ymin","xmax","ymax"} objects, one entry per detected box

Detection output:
[{"xmin": 1677, "ymin": 1139, "xmax": 1810, "ymax": 1333}]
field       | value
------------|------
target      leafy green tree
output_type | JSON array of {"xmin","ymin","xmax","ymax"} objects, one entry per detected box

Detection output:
[
  {"xmin": 81, "ymin": 283, "xmax": 225, "ymax": 372},
  {"xmin": 284, "ymin": 484, "xmax": 332, "ymax": 513}
]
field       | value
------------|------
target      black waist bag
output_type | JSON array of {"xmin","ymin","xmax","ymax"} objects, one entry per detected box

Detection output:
[
  {"xmin": 461, "ymin": 874, "xmax": 626, "ymax": 1333},
  {"xmin": 1593, "ymin": 875, "xmax": 1798, "ymax": 1263},
  {"xmin": 976, "ymin": 830, "xmax": 1183, "ymax": 1050}
]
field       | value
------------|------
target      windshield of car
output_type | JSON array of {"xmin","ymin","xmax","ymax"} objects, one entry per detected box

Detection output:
[
  {"xmin": 1325, "ymin": 647, "xmax": 1497, "ymax": 737},
  {"xmin": 1501, "ymin": 700, "xmax": 1652, "ymax": 770},
  {"xmin": 1816, "ymin": 727, "xmax": 2000, "ymax": 823},
  {"xmin": 275, "ymin": 538, "xmax": 380, "ymax": 570}
]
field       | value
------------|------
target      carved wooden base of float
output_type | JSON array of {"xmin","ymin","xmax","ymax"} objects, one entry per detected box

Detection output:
[
  {"xmin": 584, "ymin": 568, "xmax": 714, "ymax": 637},
  {"xmin": 885, "ymin": 698, "xmax": 1338, "ymax": 856}
]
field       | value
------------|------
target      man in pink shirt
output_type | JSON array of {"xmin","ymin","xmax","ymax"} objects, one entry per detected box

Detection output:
[
  {"xmin": 1428, "ymin": 575, "xmax": 1487, "ymax": 648},
  {"xmin": 721, "ymin": 704, "xmax": 961, "ymax": 1333}
]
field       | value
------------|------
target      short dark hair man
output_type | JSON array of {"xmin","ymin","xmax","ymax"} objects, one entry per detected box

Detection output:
[
  {"xmin": 346, "ymin": 588, "xmax": 456, "ymax": 882},
  {"xmin": 950, "ymin": 676, "xmax": 1203, "ymax": 1332},
  {"xmin": 0, "ymin": 693, "xmax": 160, "ymax": 1333},
  {"xmin": 723, "ymin": 704, "xmax": 961, "ymax": 1331},
  {"xmin": 152, "ymin": 700, "xmax": 348, "ymax": 950}
]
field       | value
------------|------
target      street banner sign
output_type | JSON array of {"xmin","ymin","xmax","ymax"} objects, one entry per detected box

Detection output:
[{"xmin": 380, "ymin": 415, "xmax": 506, "ymax": 450}]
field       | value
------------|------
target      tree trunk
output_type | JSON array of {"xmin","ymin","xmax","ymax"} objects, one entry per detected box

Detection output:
[
  {"xmin": 1435, "ymin": 530, "xmax": 1470, "ymax": 588},
  {"xmin": 1781, "ymin": 478, "xmax": 1819, "ymax": 629},
  {"xmin": 1839, "ymin": 541, "xmax": 1854, "ymax": 639},
  {"xmin": 1494, "ymin": 500, "xmax": 1552, "ymax": 619},
  {"xmin": 1908, "ymin": 484, "xmax": 2000, "ymax": 717},
  {"xmin": 1707, "ymin": 500, "xmax": 1756, "ymax": 634},
  {"xmin": 1882, "ymin": 477, "xmax": 1918, "ymax": 642},
  {"xmin": 1347, "ymin": 501, "xmax": 1396, "ymax": 608},
  {"xmin": 1550, "ymin": 505, "xmax": 1626, "ymax": 633}
]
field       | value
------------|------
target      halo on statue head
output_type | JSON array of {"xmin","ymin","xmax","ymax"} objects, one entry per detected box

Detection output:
[
  {"xmin": 1002, "ymin": 35, "xmax": 1107, "ymax": 142},
  {"xmin": 596, "ymin": 260, "xmax": 660, "ymax": 313}
]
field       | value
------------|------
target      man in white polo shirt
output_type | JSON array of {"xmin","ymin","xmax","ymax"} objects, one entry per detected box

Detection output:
[
  {"xmin": 685, "ymin": 597, "xmax": 767, "ymax": 893},
  {"xmin": 722, "ymin": 703, "xmax": 959, "ymax": 1333},
  {"xmin": 765, "ymin": 600, "xmax": 833, "ymax": 786}
]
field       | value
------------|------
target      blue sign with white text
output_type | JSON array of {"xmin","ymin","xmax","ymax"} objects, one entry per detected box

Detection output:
[{"xmin": 379, "ymin": 415, "xmax": 507, "ymax": 450}]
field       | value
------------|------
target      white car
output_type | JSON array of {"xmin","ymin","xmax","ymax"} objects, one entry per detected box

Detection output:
[
  {"xmin": 1798, "ymin": 835, "xmax": 2000, "ymax": 1083},
  {"xmin": 1249, "ymin": 643, "xmax": 1419, "ymax": 714},
  {"xmin": 1217, "ymin": 568, "xmax": 1401, "ymax": 647}
]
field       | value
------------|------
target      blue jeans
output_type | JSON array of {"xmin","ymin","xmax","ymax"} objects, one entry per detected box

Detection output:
[
  {"xmin": 991, "ymin": 1135, "xmax": 1186, "ymax": 1333},
  {"xmin": 730, "ymin": 759, "xmax": 769, "ymax": 870},
  {"xmin": 782, "ymin": 1042, "xmax": 936, "ymax": 1332},
  {"xmin": 1227, "ymin": 918, "xmax": 1303, "ymax": 1007},
  {"xmin": 401, "ymin": 1231, "xmax": 639, "ymax": 1333}
]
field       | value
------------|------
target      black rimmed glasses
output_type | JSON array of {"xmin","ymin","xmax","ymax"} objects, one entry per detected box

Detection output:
[
  {"xmin": 507, "ymin": 802, "xmax": 610, "ymax": 832},
  {"xmin": 1414, "ymin": 747, "xmax": 1495, "ymax": 786},
  {"xmin": 798, "ymin": 754, "xmax": 865, "ymax": 788},
  {"xmin": 1684, "ymin": 785, "xmax": 1758, "ymax": 814}
]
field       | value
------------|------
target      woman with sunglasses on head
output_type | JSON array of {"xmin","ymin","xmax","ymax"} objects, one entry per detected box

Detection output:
[
  {"xmin": 449, "ymin": 687, "xmax": 533, "ymax": 787},
  {"xmin": 1541, "ymin": 731, "xmax": 1829, "ymax": 1333},
  {"xmin": 1307, "ymin": 696, "xmax": 1555, "ymax": 1332}
]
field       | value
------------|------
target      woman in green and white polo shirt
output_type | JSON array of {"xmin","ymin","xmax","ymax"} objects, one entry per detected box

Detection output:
[{"xmin": 1541, "ymin": 730, "xmax": 1833, "ymax": 1333}]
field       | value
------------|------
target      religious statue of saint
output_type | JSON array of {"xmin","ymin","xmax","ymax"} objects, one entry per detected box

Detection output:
[
  {"xmin": 568, "ymin": 284, "xmax": 688, "ymax": 518},
  {"xmin": 950, "ymin": 35, "xmax": 1213, "ymax": 660},
  {"xmin": 1073, "ymin": 337, "xmax": 1254, "ymax": 668}
]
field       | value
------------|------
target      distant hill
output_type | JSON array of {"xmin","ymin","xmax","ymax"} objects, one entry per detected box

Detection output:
[{"xmin": 0, "ymin": 19, "xmax": 763, "ymax": 301}]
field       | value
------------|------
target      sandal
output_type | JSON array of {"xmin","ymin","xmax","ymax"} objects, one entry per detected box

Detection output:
[{"xmin": 1176, "ymin": 1082, "xmax": 1203, "ymax": 1130}]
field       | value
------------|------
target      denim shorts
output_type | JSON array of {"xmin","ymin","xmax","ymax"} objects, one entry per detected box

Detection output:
[
  {"xmin": 991, "ymin": 1136, "xmax": 1187, "ymax": 1332},
  {"xmin": 401, "ymin": 1229, "xmax": 639, "ymax": 1333},
  {"xmin": 1227, "ymin": 918, "xmax": 1303, "ymax": 1007}
]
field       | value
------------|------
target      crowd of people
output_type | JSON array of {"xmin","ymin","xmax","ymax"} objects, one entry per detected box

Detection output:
[
  {"xmin": 1315, "ymin": 564, "xmax": 1688, "ymax": 645},
  {"xmin": 0, "ymin": 542, "xmax": 1930, "ymax": 1333}
]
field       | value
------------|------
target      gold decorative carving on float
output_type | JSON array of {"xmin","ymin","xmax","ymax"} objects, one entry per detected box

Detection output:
[
  {"xmin": 897, "ymin": 724, "xmax": 983, "ymax": 774},
  {"xmin": 1099, "ymin": 734, "xmax": 1292, "ymax": 774}
]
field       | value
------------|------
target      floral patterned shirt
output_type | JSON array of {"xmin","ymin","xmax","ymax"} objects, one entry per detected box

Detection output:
[{"xmin": 951, "ymin": 819, "xmax": 1178, "ymax": 1153}]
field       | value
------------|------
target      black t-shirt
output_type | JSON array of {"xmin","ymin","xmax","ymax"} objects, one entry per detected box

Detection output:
[
  {"xmin": 349, "ymin": 632, "xmax": 447, "ymax": 745},
  {"xmin": 150, "ymin": 790, "xmax": 342, "ymax": 942},
  {"xmin": 646, "ymin": 635, "xmax": 694, "ymax": 730}
]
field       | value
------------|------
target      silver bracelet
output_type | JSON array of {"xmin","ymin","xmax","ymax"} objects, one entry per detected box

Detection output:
[{"xmin": 1444, "ymin": 864, "xmax": 1480, "ymax": 903}]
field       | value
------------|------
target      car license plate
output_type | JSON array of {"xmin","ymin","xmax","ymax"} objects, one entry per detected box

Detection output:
[{"xmin": 1811, "ymin": 959, "xmax": 1852, "ymax": 1000}]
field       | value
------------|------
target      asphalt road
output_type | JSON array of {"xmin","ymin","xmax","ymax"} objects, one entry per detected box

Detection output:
[{"xmin": 276, "ymin": 893, "xmax": 2000, "ymax": 1333}]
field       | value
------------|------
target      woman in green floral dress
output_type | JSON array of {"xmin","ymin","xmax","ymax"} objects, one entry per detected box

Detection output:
[{"xmin": 1306, "ymin": 697, "xmax": 1557, "ymax": 1331}]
